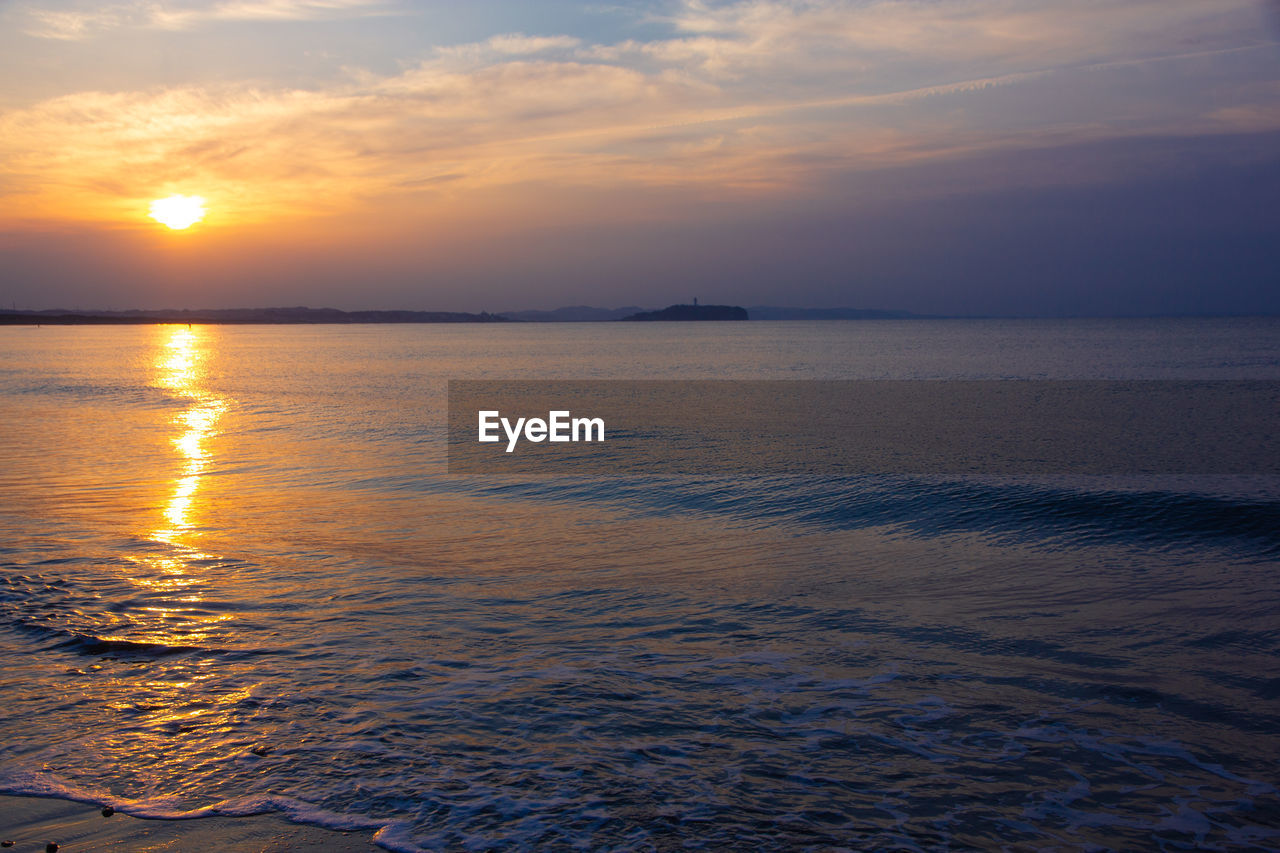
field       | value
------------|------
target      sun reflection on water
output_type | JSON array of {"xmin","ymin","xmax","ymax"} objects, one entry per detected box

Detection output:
[
  {"xmin": 105, "ymin": 326, "xmax": 247, "ymax": 775},
  {"xmin": 118, "ymin": 325, "xmax": 233, "ymax": 651},
  {"xmin": 100, "ymin": 329, "xmax": 284, "ymax": 787},
  {"xmin": 153, "ymin": 326, "xmax": 227, "ymax": 544}
]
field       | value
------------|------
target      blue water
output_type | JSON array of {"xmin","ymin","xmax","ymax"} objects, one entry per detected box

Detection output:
[{"xmin": 1, "ymin": 319, "xmax": 1278, "ymax": 850}]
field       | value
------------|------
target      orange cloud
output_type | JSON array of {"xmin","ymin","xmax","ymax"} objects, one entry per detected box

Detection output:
[{"xmin": 0, "ymin": 0, "xmax": 1272, "ymax": 232}]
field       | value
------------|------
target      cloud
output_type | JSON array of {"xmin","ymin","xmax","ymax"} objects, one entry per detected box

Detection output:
[
  {"xmin": 22, "ymin": 0, "xmax": 387, "ymax": 39},
  {"xmin": 625, "ymin": 0, "xmax": 1268, "ymax": 85},
  {"xmin": 1, "ymin": 1, "xmax": 1275, "ymax": 228},
  {"xmin": 486, "ymin": 33, "xmax": 582, "ymax": 55},
  {"xmin": 22, "ymin": 6, "xmax": 133, "ymax": 40}
]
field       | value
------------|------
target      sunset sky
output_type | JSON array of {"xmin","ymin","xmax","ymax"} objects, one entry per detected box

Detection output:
[{"xmin": 2, "ymin": 0, "xmax": 1278, "ymax": 314}]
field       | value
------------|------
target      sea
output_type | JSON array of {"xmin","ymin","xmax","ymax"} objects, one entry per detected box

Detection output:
[{"xmin": 0, "ymin": 318, "xmax": 1277, "ymax": 851}]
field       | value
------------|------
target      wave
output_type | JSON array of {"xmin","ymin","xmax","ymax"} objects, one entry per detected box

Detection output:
[
  {"xmin": 0, "ymin": 771, "xmax": 425, "ymax": 853},
  {"xmin": 426, "ymin": 474, "xmax": 1280, "ymax": 558},
  {"xmin": 9, "ymin": 380, "xmax": 189, "ymax": 409},
  {"xmin": 1, "ymin": 611, "xmax": 277, "ymax": 660}
]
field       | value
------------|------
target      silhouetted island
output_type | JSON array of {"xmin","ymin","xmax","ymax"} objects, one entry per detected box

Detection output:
[
  {"xmin": 0, "ymin": 307, "xmax": 510, "ymax": 325},
  {"xmin": 620, "ymin": 304, "xmax": 748, "ymax": 321}
]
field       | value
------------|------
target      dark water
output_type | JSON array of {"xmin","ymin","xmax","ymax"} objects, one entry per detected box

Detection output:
[{"xmin": 1, "ymin": 319, "xmax": 1278, "ymax": 850}]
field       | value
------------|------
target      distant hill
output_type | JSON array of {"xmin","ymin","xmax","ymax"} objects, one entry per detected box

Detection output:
[
  {"xmin": 0, "ymin": 307, "xmax": 510, "ymax": 325},
  {"xmin": 747, "ymin": 306, "xmax": 922, "ymax": 320},
  {"xmin": 501, "ymin": 304, "xmax": 924, "ymax": 322},
  {"xmin": 621, "ymin": 304, "xmax": 749, "ymax": 322},
  {"xmin": 499, "ymin": 305, "xmax": 648, "ymax": 322},
  {"xmin": 0, "ymin": 304, "xmax": 929, "ymax": 325}
]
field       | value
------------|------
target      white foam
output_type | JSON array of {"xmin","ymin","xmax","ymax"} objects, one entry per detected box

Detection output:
[{"xmin": 0, "ymin": 769, "xmax": 429, "ymax": 853}]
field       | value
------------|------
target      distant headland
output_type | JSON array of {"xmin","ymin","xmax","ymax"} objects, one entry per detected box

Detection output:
[
  {"xmin": 0, "ymin": 307, "xmax": 510, "ymax": 325},
  {"xmin": 620, "ymin": 304, "xmax": 749, "ymax": 321},
  {"xmin": 0, "ymin": 304, "xmax": 933, "ymax": 325},
  {"xmin": 501, "ymin": 305, "xmax": 926, "ymax": 322}
]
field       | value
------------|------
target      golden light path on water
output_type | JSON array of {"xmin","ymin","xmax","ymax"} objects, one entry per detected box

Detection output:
[
  {"xmin": 102, "ymin": 325, "xmax": 253, "ymax": 760},
  {"xmin": 153, "ymin": 326, "xmax": 226, "ymax": 544},
  {"xmin": 125, "ymin": 325, "xmax": 230, "ymax": 649}
]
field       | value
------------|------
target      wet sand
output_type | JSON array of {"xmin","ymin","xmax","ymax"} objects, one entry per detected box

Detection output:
[{"xmin": 0, "ymin": 795, "xmax": 379, "ymax": 852}]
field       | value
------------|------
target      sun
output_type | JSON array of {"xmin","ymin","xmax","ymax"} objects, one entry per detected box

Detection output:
[{"xmin": 149, "ymin": 195, "xmax": 207, "ymax": 230}]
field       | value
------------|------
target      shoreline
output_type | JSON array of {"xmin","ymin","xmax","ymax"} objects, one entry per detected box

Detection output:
[
  {"xmin": 0, "ymin": 794, "xmax": 381, "ymax": 852},
  {"xmin": 0, "ymin": 313, "xmax": 510, "ymax": 326}
]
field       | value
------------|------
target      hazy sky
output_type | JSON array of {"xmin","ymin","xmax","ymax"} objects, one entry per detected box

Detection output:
[{"xmin": 1, "ymin": 0, "xmax": 1278, "ymax": 314}]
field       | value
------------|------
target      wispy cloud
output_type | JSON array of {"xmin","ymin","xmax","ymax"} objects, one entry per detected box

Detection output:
[
  {"xmin": 623, "ymin": 0, "xmax": 1268, "ymax": 86},
  {"xmin": 488, "ymin": 34, "xmax": 583, "ymax": 56},
  {"xmin": 1, "ymin": 0, "xmax": 1275, "ymax": 227},
  {"xmin": 23, "ymin": 0, "xmax": 387, "ymax": 39}
]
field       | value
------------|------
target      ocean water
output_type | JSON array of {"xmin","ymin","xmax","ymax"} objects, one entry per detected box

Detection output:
[{"xmin": 1, "ymin": 318, "xmax": 1278, "ymax": 851}]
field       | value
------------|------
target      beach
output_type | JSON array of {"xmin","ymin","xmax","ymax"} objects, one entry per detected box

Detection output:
[{"xmin": 0, "ymin": 795, "xmax": 378, "ymax": 852}]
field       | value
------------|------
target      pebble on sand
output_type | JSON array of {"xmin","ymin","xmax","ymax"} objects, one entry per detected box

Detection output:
[
  {"xmin": 102, "ymin": 806, "xmax": 115, "ymax": 817},
  {"xmin": 1, "ymin": 840, "xmax": 12, "ymax": 847},
  {"xmin": 46, "ymin": 844, "xmax": 59, "ymax": 852}
]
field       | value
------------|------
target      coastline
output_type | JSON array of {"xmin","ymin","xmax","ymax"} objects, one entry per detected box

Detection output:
[
  {"xmin": 0, "ymin": 309, "xmax": 510, "ymax": 325},
  {"xmin": 0, "ymin": 795, "xmax": 380, "ymax": 852}
]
